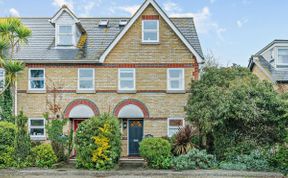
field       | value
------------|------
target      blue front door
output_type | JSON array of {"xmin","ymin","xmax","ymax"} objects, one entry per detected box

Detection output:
[{"xmin": 128, "ymin": 120, "xmax": 144, "ymax": 156}]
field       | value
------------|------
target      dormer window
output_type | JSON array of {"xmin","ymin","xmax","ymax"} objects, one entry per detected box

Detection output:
[
  {"xmin": 56, "ymin": 24, "xmax": 75, "ymax": 46},
  {"xmin": 277, "ymin": 48, "xmax": 288, "ymax": 65},
  {"xmin": 142, "ymin": 20, "xmax": 159, "ymax": 43}
]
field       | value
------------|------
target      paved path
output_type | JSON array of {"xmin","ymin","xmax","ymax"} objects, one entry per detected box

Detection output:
[{"xmin": 0, "ymin": 168, "xmax": 284, "ymax": 178}]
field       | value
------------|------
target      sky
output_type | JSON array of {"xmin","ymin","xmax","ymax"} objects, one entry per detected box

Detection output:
[{"xmin": 1, "ymin": 0, "xmax": 288, "ymax": 66}]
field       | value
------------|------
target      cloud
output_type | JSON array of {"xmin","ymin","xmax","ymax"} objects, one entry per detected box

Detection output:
[
  {"xmin": 9, "ymin": 8, "xmax": 20, "ymax": 17},
  {"xmin": 236, "ymin": 18, "xmax": 248, "ymax": 28},
  {"xmin": 166, "ymin": 4, "xmax": 226, "ymax": 40},
  {"xmin": 118, "ymin": 5, "xmax": 140, "ymax": 16},
  {"xmin": 78, "ymin": 0, "xmax": 102, "ymax": 16},
  {"xmin": 52, "ymin": 0, "xmax": 74, "ymax": 10},
  {"xmin": 163, "ymin": 2, "xmax": 181, "ymax": 12}
]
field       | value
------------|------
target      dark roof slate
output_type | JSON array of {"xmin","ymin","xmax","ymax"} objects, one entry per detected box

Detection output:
[{"xmin": 14, "ymin": 17, "xmax": 203, "ymax": 62}]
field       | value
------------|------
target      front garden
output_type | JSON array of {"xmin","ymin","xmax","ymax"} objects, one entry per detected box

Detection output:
[{"xmin": 0, "ymin": 66, "xmax": 286, "ymax": 176}]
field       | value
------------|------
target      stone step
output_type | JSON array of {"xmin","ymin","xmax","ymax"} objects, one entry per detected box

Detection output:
[
  {"xmin": 119, "ymin": 157, "xmax": 146, "ymax": 169},
  {"xmin": 68, "ymin": 159, "xmax": 76, "ymax": 167}
]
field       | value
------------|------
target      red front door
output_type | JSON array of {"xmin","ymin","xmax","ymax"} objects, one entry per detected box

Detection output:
[{"xmin": 73, "ymin": 119, "xmax": 85, "ymax": 132}]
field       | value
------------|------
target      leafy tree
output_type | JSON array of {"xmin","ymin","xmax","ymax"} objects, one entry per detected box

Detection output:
[
  {"xmin": 14, "ymin": 111, "xmax": 31, "ymax": 167},
  {"xmin": 186, "ymin": 66, "xmax": 288, "ymax": 159},
  {"xmin": 0, "ymin": 18, "xmax": 31, "ymax": 119}
]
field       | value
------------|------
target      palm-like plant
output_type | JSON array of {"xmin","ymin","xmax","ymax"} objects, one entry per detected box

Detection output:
[
  {"xmin": 0, "ymin": 18, "xmax": 32, "ymax": 58},
  {"xmin": 0, "ymin": 17, "xmax": 31, "ymax": 116},
  {"xmin": 0, "ymin": 59, "xmax": 24, "ymax": 93},
  {"xmin": 172, "ymin": 125, "xmax": 195, "ymax": 156}
]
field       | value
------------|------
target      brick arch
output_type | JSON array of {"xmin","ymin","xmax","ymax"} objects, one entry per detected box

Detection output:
[
  {"xmin": 64, "ymin": 99, "xmax": 100, "ymax": 118},
  {"xmin": 113, "ymin": 99, "xmax": 149, "ymax": 119}
]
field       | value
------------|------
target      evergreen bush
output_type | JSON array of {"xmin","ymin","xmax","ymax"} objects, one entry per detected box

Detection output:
[{"xmin": 75, "ymin": 113, "xmax": 121, "ymax": 170}]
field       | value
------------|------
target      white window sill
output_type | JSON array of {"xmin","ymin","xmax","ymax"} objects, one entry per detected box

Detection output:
[
  {"xmin": 76, "ymin": 90, "xmax": 96, "ymax": 94},
  {"xmin": 53, "ymin": 46, "xmax": 77, "ymax": 49},
  {"xmin": 166, "ymin": 90, "xmax": 186, "ymax": 94},
  {"xmin": 117, "ymin": 90, "xmax": 137, "ymax": 94},
  {"xmin": 141, "ymin": 42, "xmax": 160, "ymax": 45},
  {"xmin": 30, "ymin": 136, "xmax": 46, "ymax": 141},
  {"xmin": 27, "ymin": 90, "xmax": 46, "ymax": 94}
]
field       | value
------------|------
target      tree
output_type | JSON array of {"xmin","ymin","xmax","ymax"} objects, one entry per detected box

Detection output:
[
  {"xmin": 0, "ymin": 18, "xmax": 31, "ymax": 119},
  {"xmin": 186, "ymin": 66, "xmax": 288, "ymax": 158}
]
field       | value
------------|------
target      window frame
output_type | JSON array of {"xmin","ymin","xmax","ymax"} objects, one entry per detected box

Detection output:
[
  {"xmin": 28, "ymin": 68, "xmax": 46, "ymax": 91},
  {"xmin": 142, "ymin": 20, "xmax": 160, "ymax": 43},
  {"xmin": 167, "ymin": 68, "xmax": 185, "ymax": 91},
  {"xmin": 167, "ymin": 118, "xmax": 185, "ymax": 137},
  {"xmin": 28, "ymin": 118, "xmax": 46, "ymax": 140},
  {"xmin": 118, "ymin": 68, "xmax": 136, "ymax": 91},
  {"xmin": 276, "ymin": 47, "xmax": 288, "ymax": 66},
  {"xmin": 77, "ymin": 68, "xmax": 95, "ymax": 91},
  {"xmin": 55, "ymin": 24, "xmax": 75, "ymax": 47},
  {"xmin": 0, "ymin": 68, "xmax": 5, "ymax": 89}
]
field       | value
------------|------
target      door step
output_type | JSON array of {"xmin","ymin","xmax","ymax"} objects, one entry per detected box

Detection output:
[
  {"xmin": 68, "ymin": 158, "xmax": 76, "ymax": 167},
  {"xmin": 119, "ymin": 157, "xmax": 146, "ymax": 169}
]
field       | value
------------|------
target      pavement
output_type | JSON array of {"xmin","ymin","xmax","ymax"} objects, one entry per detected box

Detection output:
[{"xmin": 0, "ymin": 168, "xmax": 285, "ymax": 178}]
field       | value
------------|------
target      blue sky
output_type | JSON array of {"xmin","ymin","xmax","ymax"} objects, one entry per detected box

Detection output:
[{"xmin": 1, "ymin": 0, "xmax": 288, "ymax": 66}]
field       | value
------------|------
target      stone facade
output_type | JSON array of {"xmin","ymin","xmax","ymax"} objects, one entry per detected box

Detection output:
[{"xmin": 16, "ymin": 3, "xmax": 200, "ymax": 157}]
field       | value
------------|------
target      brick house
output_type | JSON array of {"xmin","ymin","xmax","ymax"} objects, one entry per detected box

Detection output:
[
  {"xmin": 10, "ymin": 0, "xmax": 204, "ymax": 157},
  {"xmin": 248, "ymin": 40, "xmax": 288, "ymax": 93}
]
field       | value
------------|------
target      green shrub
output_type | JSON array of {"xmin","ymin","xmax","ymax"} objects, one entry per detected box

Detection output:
[
  {"xmin": 172, "ymin": 148, "xmax": 217, "ymax": 171},
  {"xmin": 219, "ymin": 162, "xmax": 247, "ymax": 170},
  {"xmin": 221, "ymin": 150, "xmax": 270, "ymax": 171},
  {"xmin": 139, "ymin": 137, "xmax": 172, "ymax": 169},
  {"xmin": 32, "ymin": 144, "xmax": 57, "ymax": 168},
  {"xmin": 14, "ymin": 111, "xmax": 32, "ymax": 168},
  {"xmin": 270, "ymin": 145, "xmax": 288, "ymax": 175},
  {"xmin": 0, "ymin": 121, "xmax": 16, "ymax": 168},
  {"xmin": 45, "ymin": 116, "xmax": 73, "ymax": 162},
  {"xmin": 75, "ymin": 113, "xmax": 121, "ymax": 170}
]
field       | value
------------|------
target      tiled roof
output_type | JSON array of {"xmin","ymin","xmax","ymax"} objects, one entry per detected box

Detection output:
[{"xmin": 14, "ymin": 17, "xmax": 203, "ymax": 63}]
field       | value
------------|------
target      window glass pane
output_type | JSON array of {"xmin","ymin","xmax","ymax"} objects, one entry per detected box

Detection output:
[
  {"xmin": 0, "ymin": 80, "xmax": 4, "ymax": 88},
  {"xmin": 59, "ymin": 35, "xmax": 73, "ymax": 45},
  {"xmin": 170, "ymin": 80, "xmax": 180, "ymax": 89},
  {"xmin": 59, "ymin": 26, "xmax": 72, "ymax": 33},
  {"xmin": 169, "ymin": 120, "xmax": 183, "ymax": 127},
  {"xmin": 79, "ymin": 69, "xmax": 93, "ymax": 78},
  {"xmin": 30, "ymin": 80, "xmax": 44, "ymax": 89},
  {"xmin": 170, "ymin": 70, "xmax": 182, "ymax": 78},
  {"xmin": 144, "ymin": 32, "xmax": 157, "ymax": 41},
  {"xmin": 120, "ymin": 72, "xmax": 133, "ymax": 78},
  {"xmin": 120, "ymin": 80, "xmax": 134, "ymax": 89},
  {"xmin": 169, "ymin": 127, "xmax": 180, "ymax": 137},
  {"xmin": 30, "ymin": 128, "xmax": 44, "ymax": 136},
  {"xmin": 144, "ymin": 21, "xmax": 157, "ymax": 30},
  {"xmin": 278, "ymin": 49, "xmax": 288, "ymax": 64},
  {"xmin": 31, "ymin": 119, "xmax": 44, "ymax": 126},
  {"xmin": 31, "ymin": 70, "xmax": 44, "ymax": 78},
  {"xmin": 0, "ymin": 69, "xmax": 4, "ymax": 77},
  {"xmin": 79, "ymin": 80, "xmax": 93, "ymax": 89}
]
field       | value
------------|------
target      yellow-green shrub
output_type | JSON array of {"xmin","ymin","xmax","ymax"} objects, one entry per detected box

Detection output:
[
  {"xmin": 31, "ymin": 144, "xmax": 57, "ymax": 168},
  {"xmin": 75, "ymin": 114, "xmax": 121, "ymax": 170}
]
